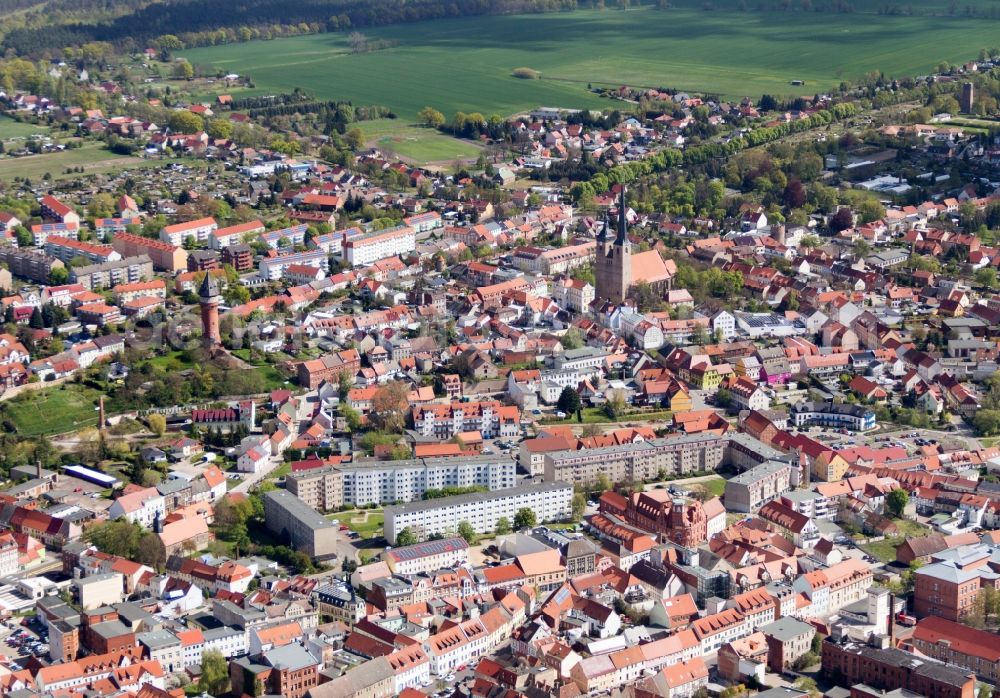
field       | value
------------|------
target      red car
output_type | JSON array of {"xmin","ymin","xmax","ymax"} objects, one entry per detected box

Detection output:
[{"xmin": 896, "ymin": 613, "xmax": 916, "ymax": 627}]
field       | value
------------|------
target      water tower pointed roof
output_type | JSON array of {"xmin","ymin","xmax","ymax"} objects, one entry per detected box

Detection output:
[{"xmin": 198, "ymin": 271, "xmax": 219, "ymax": 300}]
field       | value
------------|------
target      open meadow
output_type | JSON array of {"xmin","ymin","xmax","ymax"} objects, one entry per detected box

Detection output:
[
  {"xmin": 358, "ymin": 119, "xmax": 483, "ymax": 163},
  {"xmin": 182, "ymin": 5, "xmax": 1000, "ymax": 125},
  {"xmin": 0, "ymin": 384, "xmax": 103, "ymax": 436},
  {"xmin": 0, "ymin": 142, "xmax": 146, "ymax": 181},
  {"xmin": 0, "ymin": 115, "xmax": 47, "ymax": 140}
]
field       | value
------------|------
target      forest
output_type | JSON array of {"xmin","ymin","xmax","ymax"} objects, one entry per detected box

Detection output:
[{"xmin": 1, "ymin": 0, "xmax": 580, "ymax": 56}]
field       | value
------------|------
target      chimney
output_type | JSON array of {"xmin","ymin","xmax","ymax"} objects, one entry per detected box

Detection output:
[
  {"xmin": 36, "ymin": 460, "xmax": 41, "ymax": 479},
  {"xmin": 99, "ymin": 396, "xmax": 105, "ymax": 431}
]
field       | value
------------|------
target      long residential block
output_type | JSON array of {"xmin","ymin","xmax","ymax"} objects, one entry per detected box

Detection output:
[
  {"xmin": 286, "ymin": 456, "xmax": 517, "ymax": 510},
  {"xmin": 258, "ymin": 248, "xmax": 327, "ymax": 281},
  {"xmin": 384, "ymin": 482, "xmax": 573, "ymax": 543},
  {"xmin": 542, "ymin": 432, "xmax": 784, "ymax": 487},
  {"xmin": 343, "ymin": 225, "xmax": 415, "ymax": 267},
  {"xmin": 70, "ymin": 255, "xmax": 154, "ymax": 291},
  {"xmin": 0, "ymin": 246, "xmax": 64, "ymax": 284}
]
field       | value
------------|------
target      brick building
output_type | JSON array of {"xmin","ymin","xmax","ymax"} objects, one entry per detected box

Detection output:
[
  {"xmin": 598, "ymin": 489, "xmax": 708, "ymax": 548},
  {"xmin": 910, "ymin": 615, "xmax": 1000, "ymax": 683},
  {"xmin": 913, "ymin": 545, "xmax": 999, "ymax": 621},
  {"xmin": 821, "ymin": 639, "xmax": 975, "ymax": 698},
  {"xmin": 112, "ymin": 232, "xmax": 187, "ymax": 273}
]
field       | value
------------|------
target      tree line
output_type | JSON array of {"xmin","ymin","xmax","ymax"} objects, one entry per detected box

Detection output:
[{"xmin": 2, "ymin": 0, "xmax": 581, "ymax": 57}]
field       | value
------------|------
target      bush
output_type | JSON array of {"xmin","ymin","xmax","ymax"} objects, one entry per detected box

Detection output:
[{"xmin": 512, "ymin": 67, "xmax": 541, "ymax": 79}]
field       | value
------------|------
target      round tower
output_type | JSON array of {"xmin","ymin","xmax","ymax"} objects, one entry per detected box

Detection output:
[{"xmin": 198, "ymin": 272, "xmax": 221, "ymax": 347}]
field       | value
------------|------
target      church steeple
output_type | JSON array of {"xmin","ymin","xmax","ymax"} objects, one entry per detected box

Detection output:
[{"xmin": 615, "ymin": 187, "xmax": 629, "ymax": 247}]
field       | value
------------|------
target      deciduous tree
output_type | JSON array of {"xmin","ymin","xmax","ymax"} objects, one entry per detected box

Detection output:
[
  {"xmin": 457, "ymin": 520, "xmax": 476, "ymax": 543},
  {"xmin": 557, "ymin": 387, "xmax": 581, "ymax": 416},
  {"xmin": 395, "ymin": 527, "xmax": 417, "ymax": 546},
  {"xmin": 370, "ymin": 381, "xmax": 409, "ymax": 432},
  {"xmin": 200, "ymin": 649, "xmax": 230, "ymax": 696},
  {"xmin": 418, "ymin": 106, "xmax": 445, "ymax": 128},
  {"xmin": 147, "ymin": 413, "xmax": 166, "ymax": 437},
  {"xmin": 513, "ymin": 507, "xmax": 537, "ymax": 530},
  {"xmin": 887, "ymin": 488, "xmax": 908, "ymax": 518}
]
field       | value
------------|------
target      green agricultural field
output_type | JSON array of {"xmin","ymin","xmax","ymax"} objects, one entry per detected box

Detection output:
[
  {"xmin": 0, "ymin": 116, "xmax": 46, "ymax": 140},
  {"xmin": 358, "ymin": 119, "xmax": 482, "ymax": 164},
  {"xmin": 1, "ymin": 384, "xmax": 103, "ymax": 436},
  {"xmin": 182, "ymin": 6, "xmax": 1000, "ymax": 124}
]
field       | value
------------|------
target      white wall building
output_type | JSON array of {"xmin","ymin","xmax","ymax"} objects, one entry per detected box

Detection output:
[{"xmin": 384, "ymin": 482, "xmax": 573, "ymax": 543}]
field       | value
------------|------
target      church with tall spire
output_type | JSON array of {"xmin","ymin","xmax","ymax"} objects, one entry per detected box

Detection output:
[{"xmin": 594, "ymin": 188, "xmax": 676, "ymax": 306}]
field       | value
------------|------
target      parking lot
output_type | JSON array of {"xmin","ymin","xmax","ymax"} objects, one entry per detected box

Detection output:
[{"xmin": 0, "ymin": 615, "xmax": 49, "ymax": 660}]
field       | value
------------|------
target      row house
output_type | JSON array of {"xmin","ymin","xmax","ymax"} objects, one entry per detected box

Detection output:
[
  {"xmin": 410, "ymin": 401, "xmax": 520, "ymax": 440},
  {"xmin": 45, "ymin": 236, "xmax": 120, "ymax": 265}
]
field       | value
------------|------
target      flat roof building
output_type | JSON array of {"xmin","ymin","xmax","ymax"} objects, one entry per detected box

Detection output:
[
  {"xmin": 384, "ymin": 482, "xmax": 573, "ymax": 544},
  {"xmin": 263, "ymin": 489, "xmax": 338, "ymax": 558}
]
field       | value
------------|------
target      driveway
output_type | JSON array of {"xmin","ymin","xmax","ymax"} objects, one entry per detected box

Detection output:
[{"xmin": 231, "ymin": 456, "xmax": 283, "ymax": 494}]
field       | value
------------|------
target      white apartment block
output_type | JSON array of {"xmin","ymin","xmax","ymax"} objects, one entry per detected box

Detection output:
[
  {"xmin": 0, "ymin": 535, "xmax": 18, "ymax": 576},
  {"xmin": 160, "ymin": 217, "xmax": 218, "ymax": 246},
  {"xmin": 384, "ymin": 482, "xmax": 573, "ymax": 543},
  {"xmin": 287, "ymin": 457, "xmax": 517, "ymax": 509},
  {"xmin": 260, "ymin": 224, "xmax": 308, "ymax": 250},
  {"xmin": 258, "ymin": 248, "xmax": 327, "ymax": 281},
  {"xmin": 383, "ymin": 537, "xmax": 470, "ymax": 576},
  {"xmin": 107, "ymin": 487, "xmax": 166, "ymax": 529},
  {"xmin": 344, "ymin": 456, "xmax": 517, "ymax": 507},
  {"xmin": 403, "ymin": 212, "xmax": 442, "ymax": 233},
  {"xmin": 552, "ymin": 347, "xmax": 609, "ymax": 371},
  {"xmin": 343, "ymin": 225, "xmax": 415, "ymax": 267}
]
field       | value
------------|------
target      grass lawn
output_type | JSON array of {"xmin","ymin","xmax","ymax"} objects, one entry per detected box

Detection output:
[
  {"xmin": 330, "ymin": 510, "xmax": 385, "ymax": 538},
  {"xmin": 145, "ymin": 349, "xmax": 286, "ymax": 390},
  {"xmin": 252, "ymin": 364, "xmax": 289, "ymax": 391},
  {"xmin": 358, "ymin": 119, "xmax": 482, "ymax": 165},
  {"xmin": 861, "ymin": 519, "xmax": 930, "ymax": 563},
  {"xmin": 0, "ymin": 116, "xmax": 47, "ymax": 140},
  {"xmin": 542, "ymin": 407, "xmax": 672, "ymax": 425},
  {"xmin": 546, "ymin": 522, "xmax": 581, "ymax": 531},
  {"xmin": 690, "ymin": 476, "xmax": 726, "ymax": 498},
  {"xmin": 1, "ymin": 384, "xmax": 103, "ymax": 436},
  {"xmin": 894, "ymin": 518, "xmax": 931, "ymax": 538},
  {"xmin": 146, "ymin": 350, "xmax": 197, "ymax": 371},
  {"xmin": 863, "ymin": 537, "xmax": 902, "ymax": 563},
  {"xmin": 183, "ymin": 7, "xmax": 1000, "ymax": 123},
  {"xmin": 270, "ymin": 460, "xmax": 291, "ymax": 480}
]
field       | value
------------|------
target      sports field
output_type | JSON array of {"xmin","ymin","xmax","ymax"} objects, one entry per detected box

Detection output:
[{"xmin": 182, "ymin": 6, "xmax": 999, "ymax": 123}]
